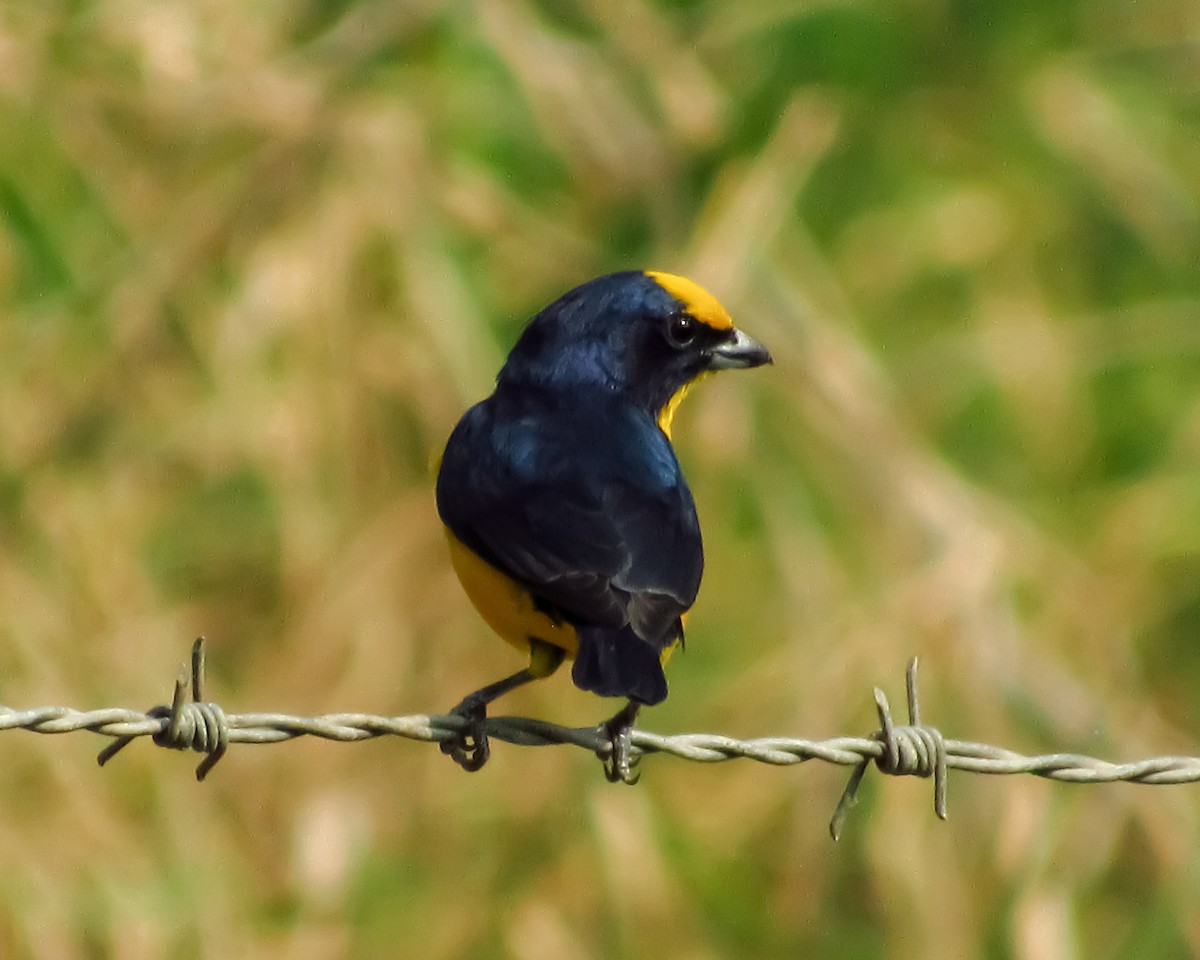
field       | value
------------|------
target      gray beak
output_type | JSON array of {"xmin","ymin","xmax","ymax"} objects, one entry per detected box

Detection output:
[{"xmin": 707, "ymin": 328, "xmax": 772, "ymax": 371}]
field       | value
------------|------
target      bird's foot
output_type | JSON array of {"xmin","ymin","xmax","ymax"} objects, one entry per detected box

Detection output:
[
  {"xmin": 600, "ymin": 702, "xmax": 642, "ymax": 785},
  {"xmin": 440, "ymin": 695, "xmax": 490, "ymax": 772}
]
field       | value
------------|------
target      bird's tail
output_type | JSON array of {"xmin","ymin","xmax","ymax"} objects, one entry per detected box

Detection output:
[{"xmin": 571, "ymin": 626, "xmax": 670, "ymax": 706}]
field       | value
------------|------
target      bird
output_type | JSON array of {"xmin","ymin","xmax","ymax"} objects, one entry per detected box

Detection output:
[{"xmin": 435, "ymin": 270, "xmax": 770, "ymax": 781}]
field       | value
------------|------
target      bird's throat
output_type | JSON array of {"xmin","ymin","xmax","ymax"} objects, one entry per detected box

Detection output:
[{"xmin": 657, "ymin": 374, "xmax": 710, "ymax": 439}]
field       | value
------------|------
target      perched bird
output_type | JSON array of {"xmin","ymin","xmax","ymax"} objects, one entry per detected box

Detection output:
[{"xmin": 436, "ymin": 270, "xmax": 770, "ymax": 780}]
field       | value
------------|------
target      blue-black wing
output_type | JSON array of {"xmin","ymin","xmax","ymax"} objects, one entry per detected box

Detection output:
[{"xmin": 437, "ymin": 392, "xmax": 703, "ymax": 651}]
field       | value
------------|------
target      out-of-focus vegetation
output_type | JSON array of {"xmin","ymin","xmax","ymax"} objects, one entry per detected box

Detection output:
[{"xmin": 2, "ymin": 1, "xmax": 1199, "ymax": 957}]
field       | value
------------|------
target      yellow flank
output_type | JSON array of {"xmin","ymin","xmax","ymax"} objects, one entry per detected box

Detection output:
[
  {"xmin": 645, "ymin": 271, "xmax": 734, "ymax": 331},
  {"xmin": 444, "ymin": 527, "xmax": 579, "ymax": 660}
]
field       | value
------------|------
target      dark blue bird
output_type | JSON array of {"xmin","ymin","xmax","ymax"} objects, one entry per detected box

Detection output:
[{"xmin": 436, "ymin": 270, "xmax": 771, "ymax": 779}]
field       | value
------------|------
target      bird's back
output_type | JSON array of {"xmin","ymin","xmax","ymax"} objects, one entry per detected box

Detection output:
[{"xmin": 437, "ymin": 384, "xmax": 702, "ymax": 703}]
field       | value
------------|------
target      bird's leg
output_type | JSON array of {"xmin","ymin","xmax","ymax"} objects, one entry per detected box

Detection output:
[
  {"xmin": 441, "ymin": 641, "xmax": 566, "ymax": 772},
  {"xmin": 600, "ymin": 699, "xmax": 643, "ymax": 784},
  {"xmin": 440, "ymin": 668, "xmax": 536, "ymax": 772}
]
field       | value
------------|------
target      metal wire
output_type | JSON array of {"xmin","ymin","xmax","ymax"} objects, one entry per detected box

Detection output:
[{"xmin": 2, "ymin": 639, "xmax": 1198, "ymax": 838}]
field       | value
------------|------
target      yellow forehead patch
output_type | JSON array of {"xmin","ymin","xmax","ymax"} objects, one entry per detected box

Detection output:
[{"xmin": 646, "ymin": 270, "xmax": 734, "ymax": 331}]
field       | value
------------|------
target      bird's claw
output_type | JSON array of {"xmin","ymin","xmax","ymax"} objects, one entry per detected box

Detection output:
[
  {"xmin": 601, "ymin": 714, "xmax": 641, "ymax": 785},
  {"xmin": 440, "ymin": 697, "xmax": 490, "ymax": 772}
]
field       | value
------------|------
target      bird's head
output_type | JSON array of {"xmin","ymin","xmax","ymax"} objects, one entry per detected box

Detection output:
[{"xmin": 498, "ymin": 271, "xmax": 771, "ymax": 433}]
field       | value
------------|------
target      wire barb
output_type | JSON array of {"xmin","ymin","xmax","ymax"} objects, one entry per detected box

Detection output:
[
  {"xmin": 829, "ymin": 657, "xmax": 948, "ymax": 841},
  {"xmin": 95, "ymin": 638, "xmax": 229, "ymax": 780}
]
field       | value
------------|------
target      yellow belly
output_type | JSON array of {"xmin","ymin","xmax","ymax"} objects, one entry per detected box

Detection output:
[
  {"xmin": 445, "ymin": 528, "xmax": 579, "ymax": 669},
  {"xmin": 659, "ymin": 635, "xmax": 682, "ymax": 669}
]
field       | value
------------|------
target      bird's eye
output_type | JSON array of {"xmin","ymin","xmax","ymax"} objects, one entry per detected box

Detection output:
[{"xmin": 665, "ymin": 314, "xmax": 697, "ymax": 348}]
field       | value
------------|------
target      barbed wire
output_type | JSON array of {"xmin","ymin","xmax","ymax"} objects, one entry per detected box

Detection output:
[{"xmin": 2, "ymin": 639, "xmax": 1198, "ymax": 839}]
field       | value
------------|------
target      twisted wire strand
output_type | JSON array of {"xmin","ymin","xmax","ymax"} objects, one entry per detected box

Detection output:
[
  {"xmin": 6, "ymin": 703, "xmax": 1200, "ymax": 783},
  {"xmin": 2, "ymin": 641, "xmax": 1198, "ymax": 836}
]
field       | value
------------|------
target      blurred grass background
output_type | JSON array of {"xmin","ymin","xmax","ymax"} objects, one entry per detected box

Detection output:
[{"xmin": 2, "ymin": 1, "xmax": 1200, "ymax": 957}]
